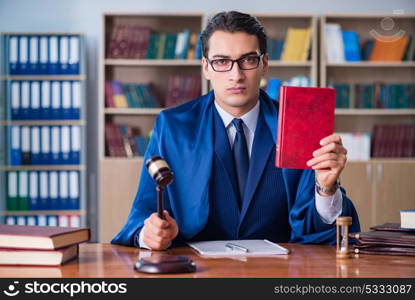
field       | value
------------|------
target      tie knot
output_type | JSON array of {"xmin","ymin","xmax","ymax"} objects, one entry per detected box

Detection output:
[{"xmin": 232, "ymin": 118, "xmax": 245, "ymax": 133}]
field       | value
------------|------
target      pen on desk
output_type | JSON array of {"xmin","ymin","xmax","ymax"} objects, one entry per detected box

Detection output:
[{"xmin": 225, "ymin": 242, "xmax": 249, "ymax": 253}]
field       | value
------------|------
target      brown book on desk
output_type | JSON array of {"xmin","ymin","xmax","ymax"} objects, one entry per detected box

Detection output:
[
  {"xmin": 0, "ymin": 225, "xmax": 90, "ymax": 250},
  {"xmin": 0, "ymin": 244, "xmax": 78, "ymax": 266}
]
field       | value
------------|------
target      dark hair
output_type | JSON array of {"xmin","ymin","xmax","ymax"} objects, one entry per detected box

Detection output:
[{"xmin": 201, "ymin": 11, "xmax": 267, "ymax": 58}]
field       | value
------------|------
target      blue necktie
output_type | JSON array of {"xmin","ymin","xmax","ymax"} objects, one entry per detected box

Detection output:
[{"xmin": 231, "ymin": 118, "xmax": 249, "ymax": 207}]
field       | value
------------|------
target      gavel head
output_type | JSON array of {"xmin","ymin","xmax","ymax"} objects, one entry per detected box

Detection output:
[{"xmin": 146, "ymin": 156, "xmax": 174, "ymax": 187}]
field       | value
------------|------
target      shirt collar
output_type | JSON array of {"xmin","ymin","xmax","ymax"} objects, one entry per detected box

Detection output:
[{"xmin": 214, "ymin": 100, "xmax": 260, "ymax": 134}]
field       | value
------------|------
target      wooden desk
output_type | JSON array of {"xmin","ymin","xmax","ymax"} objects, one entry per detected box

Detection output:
[{"xmin": 1, "ymin": 243, "xmax": 414, "ymax": 278}]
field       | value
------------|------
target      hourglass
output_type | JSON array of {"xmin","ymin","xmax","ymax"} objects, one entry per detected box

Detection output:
[{"xmin": 336, "ymin": 216, "xmax": 352, "ymax": 259}]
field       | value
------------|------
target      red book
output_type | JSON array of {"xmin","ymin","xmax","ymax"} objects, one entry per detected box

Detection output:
[{"xmin": 276, "ymin": 86, "xmax": 335, "ymax": 169}]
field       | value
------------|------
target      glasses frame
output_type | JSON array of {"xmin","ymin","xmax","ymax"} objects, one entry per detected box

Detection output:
[{"xmin": 206, "ymin": 54, "xmax": 264, "ymax": 72}]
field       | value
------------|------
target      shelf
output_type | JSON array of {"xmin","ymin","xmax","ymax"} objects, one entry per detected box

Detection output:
[
  {"xmin": 327, "ymin": 62, "xmax": 415, "ymax": 68},
  {"xmin": 1, "ymin": 210, "xmax": 86, "ymax": 216},
  {"xmin": 268, "ymin": 61, "xmax": 312, "ymax": 67},
  {"xmin": 105, "ymin": 59, "xmax": 202, "ymax": 66},
  {"xmin": 335, "ymin": 109, "xmax": 415, "ymax": 116},
  {"xmin": 348, "ymin": 158, "xmax": 415, "ymax": 163},
  {"xmin": 0, "ymin": 120, "xmax": 86, "ymax": 126},
  {"xmin": 1, "ymin": 165, "xmax": 85, "ymax": 171},
  {"xmin": 102, "ymin": 157, "xmax": 144, "ymax": 162},
  {"xmin": 104, "ymin": 108, "xmax": 163, "ymax": 115},
  {"xmin": 1, "ymin": 75, "xmax": 86, "ymax": 81}
]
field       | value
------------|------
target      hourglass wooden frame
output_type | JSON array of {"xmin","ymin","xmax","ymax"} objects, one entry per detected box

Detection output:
[{"xmin": 336, "ymin": 216, "xmax": 352, "ymax": 259}]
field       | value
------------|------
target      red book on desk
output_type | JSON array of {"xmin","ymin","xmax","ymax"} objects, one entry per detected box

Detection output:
[{"xmin": 276, "ymin": 86, "xmax": 335, "ymax": 169}]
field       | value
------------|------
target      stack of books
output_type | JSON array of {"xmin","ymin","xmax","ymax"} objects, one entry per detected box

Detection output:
[{"xmin": 0, "ymin": 225, "xmax": 90, "ymax": 266}]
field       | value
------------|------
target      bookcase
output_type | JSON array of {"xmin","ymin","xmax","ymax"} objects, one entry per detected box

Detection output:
[
  {"xmin": 320, "ymin": 14, "xmax": 415, "ymax": 231},
  {"xmin": 98, "ymin": 12, "xmax": 319, "ymax": 242},
  {"xmin": 0, "ymin": 32, "xmax": 87, "ymax": 228}
]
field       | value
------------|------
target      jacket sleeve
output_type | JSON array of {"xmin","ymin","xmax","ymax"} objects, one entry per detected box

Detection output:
[
  {"xmin": 111, "ymin": 118, "xmax": 167, "ymax": 247},
  {"xmin": 286, "ymin": 169, "xmax": 361, "ymax": 245}
]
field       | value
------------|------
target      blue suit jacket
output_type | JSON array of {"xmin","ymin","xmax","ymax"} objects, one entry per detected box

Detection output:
[{"xmin": 111, "ymin": 89, "xmax": 360, "ymax": 246}]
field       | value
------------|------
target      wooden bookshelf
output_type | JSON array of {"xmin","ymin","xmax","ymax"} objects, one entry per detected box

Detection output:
[{"xmin": 321, "ymin": 14, "xmax": 415, "ymax": 231}]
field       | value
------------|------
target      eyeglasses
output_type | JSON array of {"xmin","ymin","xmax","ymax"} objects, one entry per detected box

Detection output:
[{"xmin": 207, "ymin": 54, "xmax": 264, "ymax": 72}]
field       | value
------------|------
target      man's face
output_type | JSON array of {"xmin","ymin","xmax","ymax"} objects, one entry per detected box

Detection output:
[{"xmin": 202, "ymin": 30, "xmax": 268, "ymax": 116}]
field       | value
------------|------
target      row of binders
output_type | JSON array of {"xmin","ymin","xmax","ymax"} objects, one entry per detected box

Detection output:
[
  {"xmin": 9, "ymin": 125, "xmax": 81, "ymax": 166},
  {"xmin": 7, "ymin": 171, "xmax": 80, "ymax": 211},
  {"xmin": 9, "ymin": 80, "xmax": 81, "ymax": 120},
  {"xmin": 7, "ymin": 35, "xmax": 81, "ymax": 75},
  {"xmin": 5, "ymin": 215, "xmax": 81, "ymax": 227}
]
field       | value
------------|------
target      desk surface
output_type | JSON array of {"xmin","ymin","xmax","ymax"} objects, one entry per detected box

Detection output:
[{"xmin": 1, "ymin": 243, "xmax": 414, "ymax": 278}]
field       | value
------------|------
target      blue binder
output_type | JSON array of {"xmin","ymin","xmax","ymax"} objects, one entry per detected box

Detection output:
[
  {"xmin": 48, "ymin": 36, "xmax": 59, "ymax": 75},
  {"xmin": 50, "ymin": 126, "xmax": 61, "ymax": 164},
  {"xmin": 59, "ymin": 171, "xmax": 69, "ymax": 209},
  {"xmin": 51, "ymin": 81, "xmax": 62, "ymax": 120},
  {"xmin": 39, "ymin": 171, "xmax": 49, "ymax": 210},
  {"xmin": 68, "ymin": 36, "xmax": 80, "ymax": 75},
  {"xmin": 30, "ymin": 81, "xmax": 41, "ymax": 120},
  {"xmin": 70, "ymin": 126, "xmax": 81, "ymax": 164},
  {"xmin": 68, "ymin": 171, "xmax": 80, "ymax": 209},
  {"xmin": 59, "ymin": 36, "xmax": 69, "ymax": 74},
  {"xmin": 29, "ymin": 171, "xmax": 39, "ymax": 210},
  {"xmin": 71, "ymin": 81, "xmax": 81, "ymax": 119},
  {"xmin": 19, "ymin": 36, "xmax": 29, "ymax": 75},
  {"xmin": 9, "ymin": 126, "xmax": 21, "ymax": 166},
  {"xmin": 40, "ymin": 81, "xmax": 51, "ymax": 120},
  {"xmin": 47, "ymin": 215, "xmax": 58, "ymax": 226},
  {"xmin": 40, "ymin": 126, "xmax": 51, "ymax": 165},
  {"xmin": 61, "ymin": 81, "xmax": 72, "ymax": 120},
  {"xmin": 61, "ymin": 126, "xmax": 71, "ymax": 164},
  {"xmin": 39, "ymin": 36, "xmax": 49, "ymax": 75},
  {"xmin": 8, "ymin": 35, "xmax": 19, "ymax": 75},
  {"xmin": 30, "ymin": 126, "xmax": 41, "ymax": 165},
  {"xmin": 10, "ymin": 81, "xmax": 21, "ymax": 120},
  {"xmin": 49, "ymin": 171, "xmax": 59, "ymax": 210},
  {"xmin": 29, "ymin": 36, "xmax": 40, "ymax": 74},
  {"xmin": 20, "ymin": 81, "xmax": 31, "ymax": 120}
]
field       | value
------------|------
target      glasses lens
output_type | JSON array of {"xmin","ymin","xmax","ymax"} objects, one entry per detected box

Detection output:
[
  {"xmin": 239, "ymin": 56, "xmax": 260, "ymax": 70},
  {"xmin": 211, "ymin": 59, "xmax": 232, "ymax": 71}
]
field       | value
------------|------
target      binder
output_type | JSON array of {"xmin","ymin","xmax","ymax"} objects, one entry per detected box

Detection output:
[
  {"xmin": 39, "ymin": 36, "xmax": 49, "ymax": 74},
  {"xmin": 51, "ymin": 126, "xmax": 60, "ymax": 164},
  {"xmin": 40, "ymin": 126, "xmax": 51, "ymax": 164},
  {"xmin": 68, "ymin": 171, "xmax": 80, "ymax": 209},
  {"xmin": 29, "ymin": 171, "xmax": 39, "ymax": 210},
  {"xmin": 41, "ymin": 81, "xmax": 51, "ymax": 120},
  {"xmin": 6, "ymin": 216, "xmax": 16, "ymax": 225},
  {"xmin": 10, "ymin": 126, "xmax": 21, "ymax": 166},
  {"xmin": 68, "ymin": 36, "xmax": 80, "ymax": 74},
  {"xmin": 51, "ymin": 81, "xmax": 61, "ymax": 120},
  {"xmin": 61, "ymin": 81, "xmax": 71, "ymax": 119},
  {"xmin": 8, "ymin": 35, "xmax": 19, "ymax": 74},
  {"xmin": 70, "ymin": 126, "xmax": 81, "ymax": 164},
  {"xmin": 71, "ymin": 81, "xmax": 81, "ymax": 119},
  {"xmin": 19, "ymin": 36, "xmax": 29, "ymax": 75},
  {"xmin": 7, "ymin": 172, "xmax": 18, "ymax": 211},
  {"xmin": 47, "ymin": 216, "xmax": 58, "ymax": 227},
  {"xmin": 37, "ymin": 215, "xmax": 47, "ymax": 226},
  {"xmin": 69, "ymin": 215, "xmax": 80, "ymax": 227},
  {"xmin": 10, "ymin": 81, "xmax": 20, "ymax": 120},
  {"xmin": 18, "ymin": 171, "xmax": 29, "ymax": 211},
  {"xmin": 30, "ymin": 126, "xmax": 41, "ymax": 165},
  {"xmin": 20, "ymin": 81, "xmax": 30, "ymax": 120},
  {"xmin": 27, "ymin": 216, "xmax": 37, "ymax": 226},
  {"xmin": 59, "ymin": 171, "xmax": 69, "ymax": 209},
  {"xmin": 29, "ymin": 36, "xmax": 39, "ymax": 74},
  {"xmin": 61, "ymin": 126, "xmax": 71, "ymax": 164},
  {"xmin": 21, "ymin": 126, "xmax": 31, "ymax": 165},
  {"xmin": 60, "ymin": 36, "xmax": 69, "ymax": 74},
  {"xmin": 17, "ymin": 216, "xmax": 26, "ymax": 225},
  {"xmin": 49, "ymin": 171, "xmax": 59, "ymax": 210},
  {"xmin": 49, "ymin": 36, "xmax": 59, "ymax": 75},
  {"xmin": 59, "ymin": 215, "xmax": 69, "ymax": 227},
  {"xmin": 39, "ymin": 171, "xmax": 49, "ymax": 210},
  {"xmin": 30, "ymin": 81, "xmax": 41, "ymax": 120}
]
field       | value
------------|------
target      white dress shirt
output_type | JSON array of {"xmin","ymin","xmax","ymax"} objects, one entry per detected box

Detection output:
[{"xmin": 138, "ymin": 100, "xmax": 343, "ymax": 249}]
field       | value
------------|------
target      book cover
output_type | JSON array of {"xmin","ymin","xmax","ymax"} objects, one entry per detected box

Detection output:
[
  {"xmin": 0, "ymin": 225, "xmax": 90, "ymax": 250},
  {"xmin": 276, "ymin": 86, "xmax": 335, "ymax": 169}
]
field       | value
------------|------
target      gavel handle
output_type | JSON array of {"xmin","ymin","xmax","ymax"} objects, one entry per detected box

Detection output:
[{"xmin": 156, "ymin": 185, "xmax": 165, "ymax": 220}]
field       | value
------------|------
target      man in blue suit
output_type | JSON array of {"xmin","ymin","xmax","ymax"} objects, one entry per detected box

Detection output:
[{"xmin": 112, "ymin": 11, "xmax": 360, "ymax": 250}]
